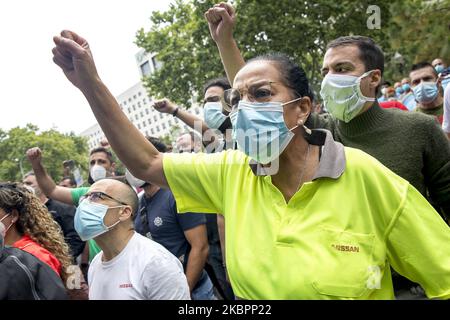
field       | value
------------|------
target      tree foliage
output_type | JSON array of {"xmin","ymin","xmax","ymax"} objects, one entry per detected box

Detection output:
[
  {"xmin": 0, "ymin": 124, "xmax": 89, "ymax": 183},
  {"xmin": 136, "ymin": 0, "xmax": 450, "ymax": 105}
]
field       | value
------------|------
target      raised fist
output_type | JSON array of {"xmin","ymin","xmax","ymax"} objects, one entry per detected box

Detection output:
[
  {"xmin": 152, "ymin": 99, "xmax": 177, "ymax": 114},
  {"xmin": 204, "ymin": 2, "xmax": 236, "ymax": 44},
  {"xmin": 26, "ymin": 147, "xmax": 43, "ymax": 165},
  {"xmin": 52, "ymin": 30, "xmax": 100, "ymax": 91}
]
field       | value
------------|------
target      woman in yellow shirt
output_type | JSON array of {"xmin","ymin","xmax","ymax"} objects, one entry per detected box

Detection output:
[{"xmin": 51, "ymin": 30, "xmax": 450, "ymax": 299}]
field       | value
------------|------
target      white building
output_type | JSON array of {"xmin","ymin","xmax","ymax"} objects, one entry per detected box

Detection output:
[{"xmin": 80, "ymin": 49, "xmax": 203, "ymax": 150}]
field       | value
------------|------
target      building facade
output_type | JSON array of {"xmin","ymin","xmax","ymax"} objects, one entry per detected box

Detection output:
[{"xmin": 80, "ymin": 50, "xmax": 203, "ymax": 150}]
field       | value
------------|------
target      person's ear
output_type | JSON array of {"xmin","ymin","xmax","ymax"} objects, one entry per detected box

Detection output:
[
  {"xmin": 369, "ymin": 70, "xmax": 382, "ymax": 91},
  {"xmin": 10, "ymin": 210, "xmax": 19, "ymax": 224},
  {"xmin": 110, "ymin": 162, "xmax": 116, "ymax": 175},
  {"xmin": 296, "ymin": 96, "xmax": 312, "ymax": 125},
  {"xmin": 119, "ymin": 206, "xmax": 133, "ymax": 221}
]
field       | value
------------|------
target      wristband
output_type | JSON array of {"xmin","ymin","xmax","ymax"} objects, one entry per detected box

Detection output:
[{"xmin": 172, "ymin": 107, "xmax": 179, "ymax": 117}]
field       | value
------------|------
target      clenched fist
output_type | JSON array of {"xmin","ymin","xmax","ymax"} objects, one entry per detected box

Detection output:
[
  {"xmin": 152, "ymin": 99, "xmax": 177, "ymax": 114},
  {"xmin": 26, "ymin": 147, "xmax": 43, "ymax": 165},
  {"xmin": 204, "ymin": 2, "xmax": 236, "ymax": 44},
  {"xmin": 52, "ymin": 30, "xmax": 101, "ymax": 91}
]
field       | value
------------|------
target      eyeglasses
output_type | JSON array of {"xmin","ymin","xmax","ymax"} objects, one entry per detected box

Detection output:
[
  {"xmin": 221, "ymin": 81, "xmax": 277, "ymax": 112},
  {"xmin": 80, "ymin": 191, "xmax": 129, "ymax": 206}
]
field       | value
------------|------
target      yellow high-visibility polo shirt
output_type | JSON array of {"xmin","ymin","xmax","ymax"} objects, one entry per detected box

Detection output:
[{"xmin": 162, "ymin": 130, "xmax": 450, "ymax": 300}]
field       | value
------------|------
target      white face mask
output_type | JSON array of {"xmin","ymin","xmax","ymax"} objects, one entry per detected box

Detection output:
[
  {"xmin": 0, "ymin": 221, "xmax": 5, "ymax": 250},
  {"xmin": 320, "ymin": 70, "xmax": 376, "ymax": 123},
  {"xmin": 125, "ymin": 169, "xmax": 146, "ymax": 188},
  {"xmin": 90, "ymin": 165, "xmax": 107, "ymax": 182},
  {"xmin": 0, "ymin": 214, "xmax": 12, "ymax": 242}
]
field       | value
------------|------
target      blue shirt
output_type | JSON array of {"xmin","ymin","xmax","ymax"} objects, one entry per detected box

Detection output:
[
  {"xmin": 401, "ymin": 92, "xmax": 417, "ymax": 111},
  {"xmin": 135, "ymin": 188, "xmax": 206, "ymax": 267}
]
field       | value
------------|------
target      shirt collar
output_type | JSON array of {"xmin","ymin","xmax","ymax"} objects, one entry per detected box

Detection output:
[{"xmin": 249, "ymin": 129, "xmax": 346, "ymax": 180}]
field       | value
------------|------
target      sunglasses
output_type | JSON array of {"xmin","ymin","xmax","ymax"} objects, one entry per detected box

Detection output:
[{"xmin": 80, "ymin": 191, "xmax": 129, "ymax": 206}]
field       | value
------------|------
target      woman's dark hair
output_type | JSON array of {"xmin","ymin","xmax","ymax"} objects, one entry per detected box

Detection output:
[
  {"xmin": 0, "ymin": 182, "xmax": 72, "ymax": 285},
  {"xmin": 247, "ymin": 53, "xmax": 314, "ymax": 101}
]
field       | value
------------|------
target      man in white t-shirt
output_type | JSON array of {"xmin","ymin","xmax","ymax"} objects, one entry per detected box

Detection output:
[
  {"xmin": 443, "ymin": 85, "xmax": 450, "ymax": 140},
  {"xmin": 74, "ymin": 178, "xmax": 190, "ymax": 300}
]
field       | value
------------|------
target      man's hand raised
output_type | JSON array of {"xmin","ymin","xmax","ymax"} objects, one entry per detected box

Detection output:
[
  {"xmin": 26, "ymin": 147, "xmax": 43, "ymax": 166},
  {"xmin": 152, "ymin": 98, "xmax": 177, "ymax": 114},
  {"xmin": 204, "ymin": 2, "xmax": 236, "ymax": 44},
  {"xmin": 52, "ymin": 30, "xmax": 100, "ymax": 91}
]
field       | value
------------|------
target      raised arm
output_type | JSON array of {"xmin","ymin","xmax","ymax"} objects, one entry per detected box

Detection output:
[
  {"xmin": 52, "ymin": 31, "xmax": 167, "ymax": 188},
  {"xmin": 205, "ymin": 2, "xmax": 245, "ymax": 85},
  {"xmin": 26, "ymin": 147, "xmax": 74, "ymax": 205},
  {"xmin": 153, "ymin": 98, "xmax": 221, "ymax": 149},
  {"xmin": 153, "ymin": 98, "xmax": 209, "ymax": 134}
]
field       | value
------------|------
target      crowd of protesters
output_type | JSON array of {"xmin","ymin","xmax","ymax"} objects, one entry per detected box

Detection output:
[{"xmin": 1, "ymin": 2, "xmax": 449, "ymax": 300}]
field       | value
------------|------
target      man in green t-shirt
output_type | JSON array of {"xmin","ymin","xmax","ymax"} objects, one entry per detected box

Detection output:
[{"xmin": 26, "ymin": 146, "xmax": 117, "ymax": 262}]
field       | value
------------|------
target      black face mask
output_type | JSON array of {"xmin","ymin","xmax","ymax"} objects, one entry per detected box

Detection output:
[
  {"xmin": 87, "ymin": 174, "xmax": 94, "ymax": 186},
  {"xmin": 218, "ymin": 117, "xmax": 232, "ymax": 134}
]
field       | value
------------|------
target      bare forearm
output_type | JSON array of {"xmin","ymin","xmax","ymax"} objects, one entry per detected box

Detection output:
[
  {"xmin": 185, "ymin": 246, "xmax": 208, "ymax": 292},
  {"xmin": 217, "ymin": 38, "xmax": 245, "ymax": 85},
  {"xmin": 82, "ymin": 80, "xmax": 166, "ymax": 186},
  {"xmin": 176, "ymin": 109, "xmax": 210, "ymax": 134},
  {"xmin": 31, "ymin": 161, "xmax": 57, "ymax": 197}
]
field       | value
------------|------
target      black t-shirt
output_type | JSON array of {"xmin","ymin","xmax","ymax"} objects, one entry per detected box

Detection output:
[
  {"xmin": 45, "ymin": 198, "xmax": 85, "ymax": 258},
  {"xmin": 135, "ymin": 189, "xmax": 206, "ymax": 267}
]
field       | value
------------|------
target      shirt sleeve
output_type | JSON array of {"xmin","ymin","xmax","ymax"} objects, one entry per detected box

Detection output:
[
  {"xmin": 170, "ymin": 193, "xmax": 207, "ymax": 230},
  {"xmin": 70, "ymin": 187, "xmax": 90, "ymax": 206},
  {"xmin": 143, "ymin": 254, "xmax": 191, "ymax": 300},
  {"xmin": 443, "ymin": 85, "xmax": 450, "ymax": 133},
  {"xmin": 386, "ymin": 184, "xmax": 450, "ymax": 299},
  {"xmin": 162, "ymin": 152, "xmax": 227, "ymax": 214}
]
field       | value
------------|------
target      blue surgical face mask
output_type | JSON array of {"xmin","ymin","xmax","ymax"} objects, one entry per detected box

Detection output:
[
  {"xmin": 74, "ymin": 200, "xmax": 122, "ymax": 241},
  {"xmin": 395, "ymin": 87, "xmax": 404, "ymax": 96},
  {"xmin": 233, "ymin": 98, "xmax": 302, "ymax": 164},
  {"xmin": 204, "ymin": 102, "xmax": 228, "ymax": 129},
  {"xmin": 320, "ymin": 71, "xmax": 376, "ymax": 123},
  {"xmin": 412, "ymin": 81, "xmax": 439, "ymax": 104},
  {"xmin": 402, "ymin": 83, "xmax": 411, "ymax": 92},
  {"xmin": 435, "ymin": 65, "xmax": 444, "ymax": 74},
  {"xmin": 230, "ymin": 111, "xmax": 238, "ymax": 142}
]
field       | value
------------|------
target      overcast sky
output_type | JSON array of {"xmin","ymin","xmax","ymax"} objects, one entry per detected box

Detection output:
[{"xmin": 0, "ymin": 0, "xmax": 172, "ymax": 135}]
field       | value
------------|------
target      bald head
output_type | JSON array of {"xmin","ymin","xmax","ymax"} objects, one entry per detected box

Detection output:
[{"xmin": 90, "ymin": 179, "xmax": 138, "ymax": 218}]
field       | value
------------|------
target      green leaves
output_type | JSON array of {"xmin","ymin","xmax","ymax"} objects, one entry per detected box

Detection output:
[
  {"xmin": 136, "ymin": 0, "xmax": 449, "ymax": 104},
  {"xmin": 0, "ymin": 125, "xmax": 89, "ymax": 183}
]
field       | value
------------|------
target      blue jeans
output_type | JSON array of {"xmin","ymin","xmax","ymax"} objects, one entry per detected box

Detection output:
[{"xmin": 191, "ymin": 270, "xmax": 216, "ymax": 300}]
